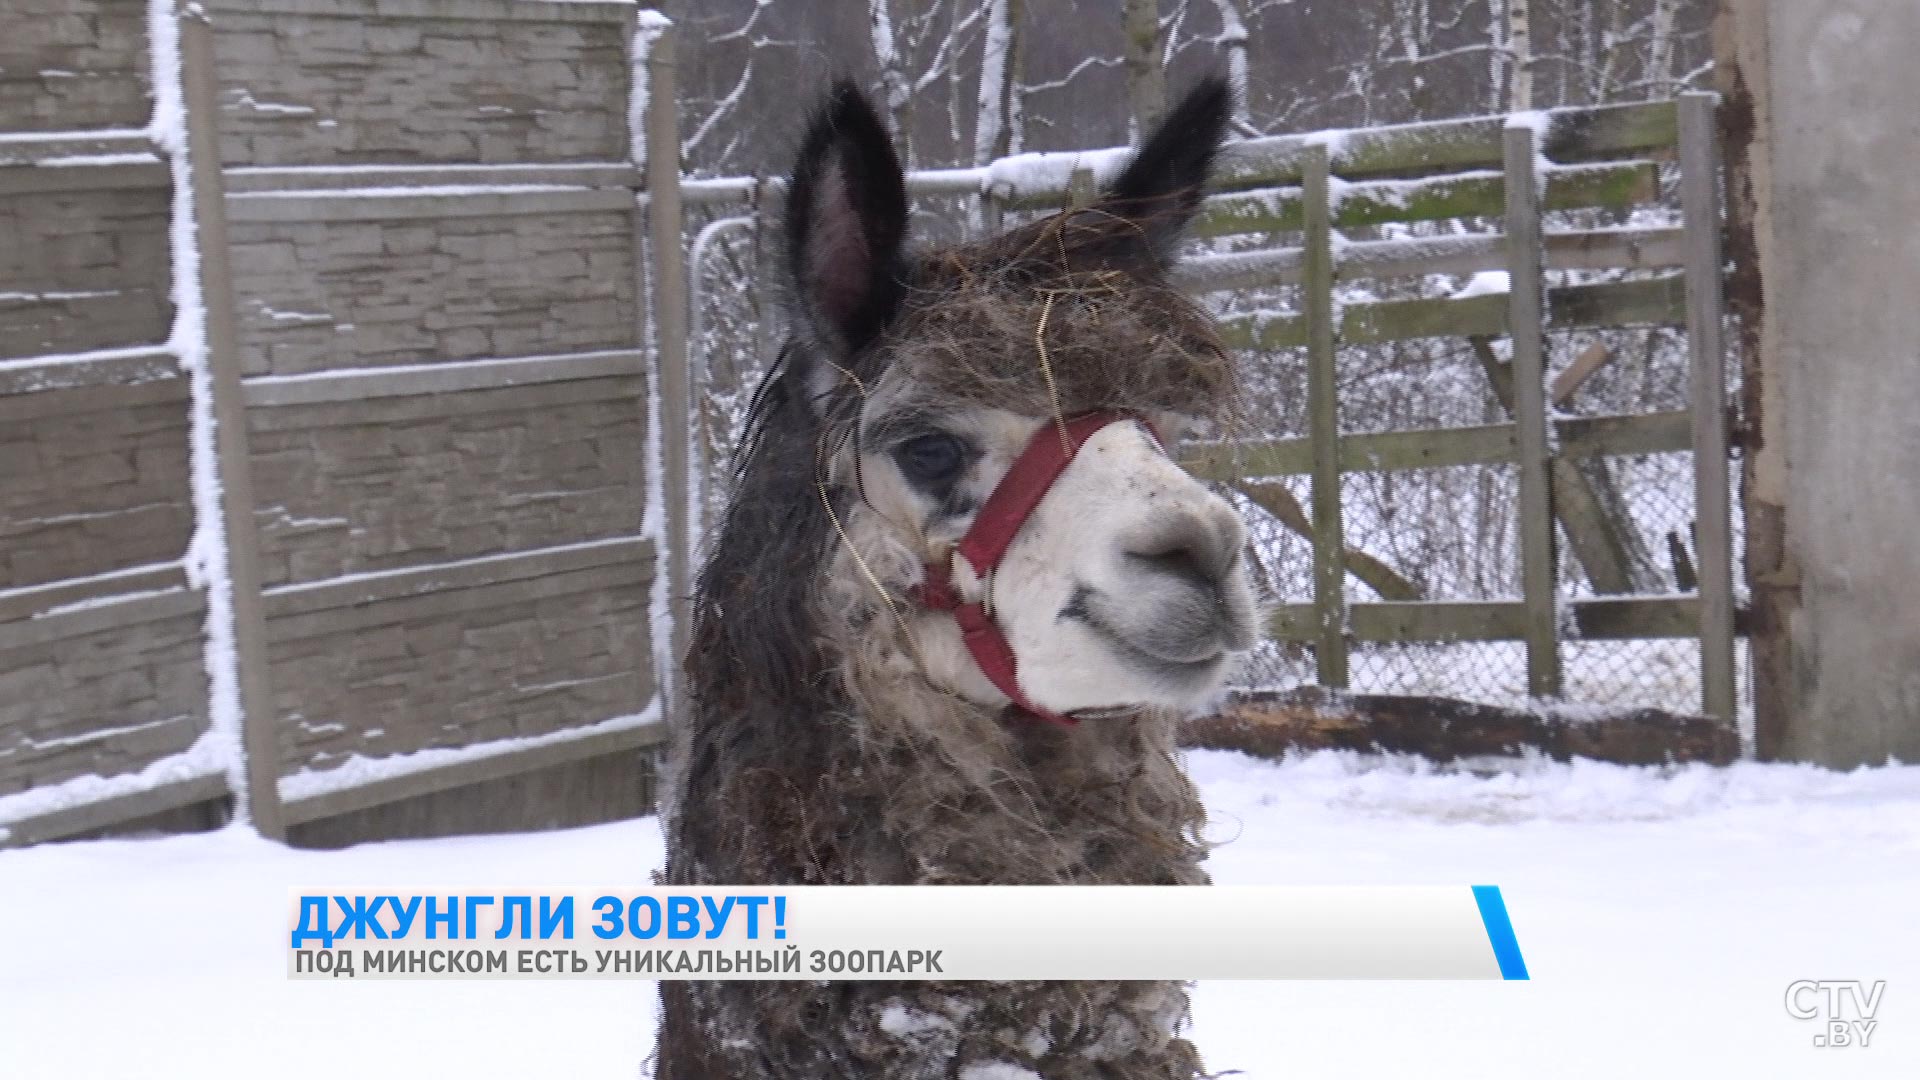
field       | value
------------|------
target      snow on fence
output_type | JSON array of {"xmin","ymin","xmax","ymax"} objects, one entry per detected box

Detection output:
[
  {"xmin": 0, "ymin": 0, "xmax": 665, "ymax": 848},
  {"xmin": 660, "ymin": 59, "xmax": 1740, "ymax": 735}
]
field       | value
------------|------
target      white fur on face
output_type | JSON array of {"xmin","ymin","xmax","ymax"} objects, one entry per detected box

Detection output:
[{"xmin": 855, "ymin": 407, "xmax": 1260, "ymax": 716}]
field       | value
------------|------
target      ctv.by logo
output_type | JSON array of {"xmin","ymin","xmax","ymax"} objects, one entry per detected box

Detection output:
[{"xmin": 1785, "ymin": 980, "xmax": 1886, "ymax": 1048}]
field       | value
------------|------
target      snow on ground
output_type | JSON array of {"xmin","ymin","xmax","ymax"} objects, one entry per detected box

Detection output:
[{"xmin": 3, "ymin": 749, "xmax": 1917, "ymax": 1079}]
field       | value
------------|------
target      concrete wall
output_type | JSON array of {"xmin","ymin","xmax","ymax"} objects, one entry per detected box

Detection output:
[
  {"xmin": 223, "ymin": 0, "xmax": 659, "ymax": 822},
  {"xmin": 0, "ymin": 2, "xmax": 212, "ymax": 807},
  {"xmin": 0, "ymin": 0, "xmax": 661, "ymax": 846},
  {"xmin": 228, "ymin": 210, "xmax": 637, "ymax": 376},
  {"xmin": 0, "ymin": 186, "xmax": 172, "ymax": 359},
  {"xmin": 286, "ymin": 745, "xmax": 654, "ymax": 849},
  {"xmin": 250, "ymin": 375, "xmax": 654, "ymax": 778},
  {"xmin": 1719, "ymin": 0, "xmax": 1920, "ymax": 766},
  {"xmin": 0, "ymin": 371, "xmax": 211, "ymax": 797},
  {"xmin": 0, "ymin": 0, "xmax": 151, "ymax": 132},
  {"xmin": 0, "ymin": 604, "xmax": 209, "ymax": 797},
  {"xmin": 0, "ymin": 392, "xmax": 193, "ymax": 591},
  {"xmin": 270, "ymin": 572, "xmax": 651, "ymax": 771},
  {"xmin": 248, "ymin": 390, "xmax": 645, "ymax": 588},
  {"xmin": 209, "ymin": 0, "xmax": 631, "ymax": 166}
]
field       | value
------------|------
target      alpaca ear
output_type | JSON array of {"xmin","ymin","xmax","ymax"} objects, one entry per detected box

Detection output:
[
  {"xmin": 1094, "ymin": 76, "xmax": 1233, "ymax": 269},
  {"xmin": 785, "ymin": 80, "xmax": 909, "ymax": 371}
]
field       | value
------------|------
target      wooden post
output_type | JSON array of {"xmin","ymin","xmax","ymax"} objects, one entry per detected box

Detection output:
[
  {"xmin": 178, "ymin": 4, "xmax": 284, "ymax": 840},
  {"xmin": 1502, "ymin": 124, "xmax": 1561, "ymax": 699},
  {"xmin": 1679, "ymin": 92, "xmax": 1737, "ymax": 722},
  {"xmin": 1302, "ymin": 143, "xmax": 1349, "ymax": 689},
  {"xmin": 1067, "ymin": 165, "xmax": 1095, "ymax": 210},
  {"xmin": 978, "ymin": 184, "xmax": 1002, "ymax": 237},
  {"xmin": 644, "ymin": 26, "xmax": 692, "ymax": 727}
]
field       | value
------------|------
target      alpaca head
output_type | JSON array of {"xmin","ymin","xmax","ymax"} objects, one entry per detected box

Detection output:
[{"xmin": 780, "ymin": 78, "xmax": 1259, "ymax": 719}]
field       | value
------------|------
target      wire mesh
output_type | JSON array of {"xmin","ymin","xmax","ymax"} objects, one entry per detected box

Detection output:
[
  {"xmin": 1349, "ymin": 641, "xmax": 1533, "ymax": 702},
  {"xmin": 1340, "ymin": 463, "xmax": 1520, "ymax": 601}
]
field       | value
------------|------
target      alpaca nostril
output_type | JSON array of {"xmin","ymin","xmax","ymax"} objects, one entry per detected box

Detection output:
[
  {"xmin": 1125, "ymin": 513, "xmax": 1236, "ymax": 587},
  {"xmin": 1130, "ymin": 545, "xmax": 1213, "ymax": 589}
]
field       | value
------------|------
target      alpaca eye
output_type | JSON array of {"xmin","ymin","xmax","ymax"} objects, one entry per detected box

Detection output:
[{"xmin": 895, "ymin": 432, "xmax": 967, "ymax": 485}]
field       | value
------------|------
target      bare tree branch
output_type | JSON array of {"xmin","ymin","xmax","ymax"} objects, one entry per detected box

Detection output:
[
  {"xmin": 684, "ymin": 56, "xmax": 754, "ymax": 158},
  {"xmin": 869, "ymin": 0, "xmax": 914, "ymax": 162},
  {"xmin": 1018, "ymin": 55, "xmax": 1120, "ymax": 98}
]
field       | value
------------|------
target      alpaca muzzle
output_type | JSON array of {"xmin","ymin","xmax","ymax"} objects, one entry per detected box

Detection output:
[{"xmin": 911, "ymin": 409, "xmax": 1158, "ymax": 726}]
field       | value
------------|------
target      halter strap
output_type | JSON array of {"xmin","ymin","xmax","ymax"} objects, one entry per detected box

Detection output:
[{"xmin": 914, "ymin": 410, "xmax": 1148, "ymax": 726}]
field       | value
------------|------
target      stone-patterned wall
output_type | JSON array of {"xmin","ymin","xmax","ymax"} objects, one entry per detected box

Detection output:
[
  {"xmin": 227, "ymin": 209, "xmax": 636, "ymax": 376},
  {"xmin": 0, "ymin": 0, "xmax": 203, "ymax": 819},
  {"xmin": 0, "ymin": 605, "xmax": 211, "ymax": 796},
  {"xmin": 214, "ymin": 1, "xmax": 658, "ymax": 799},
  {"xmin": 270, "ymin": 575, "xmax": 650, "ymax": 770},
  {"xmin": 248, "ymin": 387, "xmax": 645, "ymax": 588},
  {"xmin": 0, "ymin": 0, "xmax": 151, "ymax": 132},
  {"xmin": 0, "ymin": 186, "xmax": 173, "ymax": 360},
  {"xmin": 210, "ymin": 0, "xmax": 632, "ymax": 166},
  {"xmin": 0, "ymin": 391, "xmax": 195, "ymax": 591},
  {"xmin": 1, "ymin": 0, "xmax": 657, "ymax": 844}
]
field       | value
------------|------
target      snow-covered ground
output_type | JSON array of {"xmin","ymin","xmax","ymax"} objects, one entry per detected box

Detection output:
[{"xmin": 3, "ymin": 748, "xmax": 1916, "ymax": 1079}]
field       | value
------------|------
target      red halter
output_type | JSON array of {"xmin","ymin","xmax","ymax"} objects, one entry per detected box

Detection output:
[{"xmin": 911, "ymin": 410, "xmax": 1152, "ymax": 726}]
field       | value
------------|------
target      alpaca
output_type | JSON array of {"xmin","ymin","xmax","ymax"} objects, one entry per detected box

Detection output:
[{"xmin": 658, "ymin": 77, "xmax": 1258, "ymax": 1080}]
